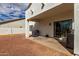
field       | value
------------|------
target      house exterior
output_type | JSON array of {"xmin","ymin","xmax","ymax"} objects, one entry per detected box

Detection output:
[
  {"xmin": 26, "ymin": 3, "xmax": 74, "ymax": 37},
  {"xmin": 25, "ymin": 3, "xmax": 76, "ymax": 55},
  {"xmin": 25, "ymin": 3, "xmax": 79, "ymax": 56}
]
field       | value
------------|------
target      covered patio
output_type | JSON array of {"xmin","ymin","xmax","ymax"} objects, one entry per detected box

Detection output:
[
  {"xmin": 26, "ymin": 3, "xmax": 74, "ymax": 55},
  {"xmin": 26, "ymin": 3, "xmax": 74, "ymax": 37}
]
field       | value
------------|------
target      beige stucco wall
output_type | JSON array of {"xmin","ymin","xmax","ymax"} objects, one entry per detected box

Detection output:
[
  {"xmin": 74, "ymin": 3, "xmax": 79, "ymax": 55},
  {"xmin": 31, "ymin": 19, "xmax": 54, "ymax": 37},
  {"xmin": 0, "ymin": 19, "xmax": 25, "ymax": 35},
  {"xmin": 0, "ymin": 19, "xmax": 25, "ymax": 28}
]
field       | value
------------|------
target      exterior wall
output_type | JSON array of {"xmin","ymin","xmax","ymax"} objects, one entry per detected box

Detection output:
[
  {"xmin": 0, "ymin": 19, "xmax": 25, "ymax": 35},
  {"xmin": 74, "ymin": 3, "xmax": 79, "ymax": 55},
  {"xmin": 0, "ymin": 19, "xmax": 25, "ymax": 28},
  {"xmin": 0, "ymin": 28, "xmax": 25, "ymax": 35},
  {"xmin": 32, "ymin": 19, "xmax": 54, "ymax": 37}
]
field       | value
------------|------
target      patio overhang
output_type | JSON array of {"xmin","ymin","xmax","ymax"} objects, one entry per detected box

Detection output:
[{"xmin": 27, "ymin": 3, "xmax": 74, "ymax": 22}]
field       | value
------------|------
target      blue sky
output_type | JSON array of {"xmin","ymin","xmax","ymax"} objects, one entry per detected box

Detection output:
[{"xmin": 0, "ymin": 3, "xmax": 28, "ymax": 22}]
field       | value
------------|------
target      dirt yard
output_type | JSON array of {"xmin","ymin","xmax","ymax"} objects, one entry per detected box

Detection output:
[{"xmin": 0, "ymin": 34, "xmax": 72, "ymax": 56}]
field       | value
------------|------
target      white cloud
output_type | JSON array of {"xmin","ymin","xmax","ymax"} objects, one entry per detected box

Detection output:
[{"xmin": 0, "ymin": 3, "xmax": 28, "ymax": 22}]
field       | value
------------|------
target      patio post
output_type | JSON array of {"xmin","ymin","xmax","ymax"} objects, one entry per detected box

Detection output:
[
  {"xmin": 74, "ymin": 3, "xmax": 79, "ymax": 55},
  {"xmin": 25, "ymin": 19, "xmax": 30, "ymax": 38}
]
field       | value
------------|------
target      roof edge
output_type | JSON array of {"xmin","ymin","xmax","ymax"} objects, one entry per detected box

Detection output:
[{"xmin": 0, "ymin": 18, "xmax": 25, "ymax": 25}]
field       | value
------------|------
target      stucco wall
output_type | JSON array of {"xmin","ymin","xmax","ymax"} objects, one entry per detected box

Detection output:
[
  {"xmin": 0, "ymin": 19, "xmax": 25, "ymax": 35},
  {"xmin": 74, "ymin": 3, "xmax": 79, "ymax": 55},
  {"xmin": 0, "ymin": 28, "xmax": 25, "ymax": 35},
  {"xmin": 0, "ymin": 19, "xmax": 25, "ymax": 28},
  {"xmin": 32, "ymin": 19, "xmax": 54, "ymax": 37}
]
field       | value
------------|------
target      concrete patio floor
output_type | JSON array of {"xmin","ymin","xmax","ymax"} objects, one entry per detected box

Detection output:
[
  {"xmin": 28, "ymin": 36, "xmax": 72, "ymax": 56},
  {"xmin": 0, "ymin": 34, "xmax": 72, "ymax": 56}
]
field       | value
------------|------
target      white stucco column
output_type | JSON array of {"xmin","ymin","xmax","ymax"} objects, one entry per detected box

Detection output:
[
  {"xmin": 74, "ymin": 3, "xmax": 79, "ymax": 55},
  {"xmin": 25, "ymin": 19, "xmax": 30, "ymax": 38}
]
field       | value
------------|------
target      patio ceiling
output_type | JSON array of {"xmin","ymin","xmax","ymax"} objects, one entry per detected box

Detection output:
[{"xmin": 27, "ymin": 3, "xmax": 74, "ymax": 22}]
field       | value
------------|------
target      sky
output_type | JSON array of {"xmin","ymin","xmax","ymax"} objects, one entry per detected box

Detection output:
[{"xmin": 0, "ymin": 3, "xmax": 29, "ymax": 22}]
